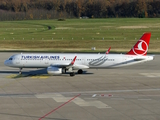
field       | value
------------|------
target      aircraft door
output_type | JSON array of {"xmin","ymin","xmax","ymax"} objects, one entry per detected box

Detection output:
[
  {"xmin": 82, "ymin": 57, "xmax": 86, "ymax": 65},
  {"xmin": 15, "ymin": 56, "xmax": 20, "ymax": 64}
]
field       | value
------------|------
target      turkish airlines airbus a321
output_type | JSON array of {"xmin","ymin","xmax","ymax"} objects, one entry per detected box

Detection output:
[{"xmin": 4, "ymin": 32, "xmax": 154, "ymax": 76}]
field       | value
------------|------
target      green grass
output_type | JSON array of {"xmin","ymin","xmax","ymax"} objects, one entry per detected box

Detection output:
[{"xmin": 0, "ymin": 18, "xmax": 160, "ymax": 53}]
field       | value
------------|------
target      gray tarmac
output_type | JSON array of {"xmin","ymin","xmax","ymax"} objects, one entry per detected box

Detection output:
[{"xmin": 0, "ymin": 52, "xmax": 160, "ymax": 120}]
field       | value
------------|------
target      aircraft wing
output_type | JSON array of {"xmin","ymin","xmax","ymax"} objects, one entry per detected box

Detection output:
[{"xmin": 50, "ymin": 56, "xmax": 89, "ymax": 69}]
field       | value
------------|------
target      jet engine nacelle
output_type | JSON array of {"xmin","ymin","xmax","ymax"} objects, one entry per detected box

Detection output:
[{"xmin": 47, "ymin": 66, "xmax": 62, "ymax": 75}]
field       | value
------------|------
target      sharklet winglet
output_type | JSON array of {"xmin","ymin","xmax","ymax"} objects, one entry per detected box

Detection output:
[{"xmin": 106, "ymin": 47, "xmax": 111, "ymax": 54}]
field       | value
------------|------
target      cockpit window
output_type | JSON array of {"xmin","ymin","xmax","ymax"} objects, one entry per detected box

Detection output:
[{"xmin": 9, "ymin": 58, "xmax": 13, "ymax": 60}]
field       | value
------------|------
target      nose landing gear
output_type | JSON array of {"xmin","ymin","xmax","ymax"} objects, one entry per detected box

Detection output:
[{"xmin": 19, "ymin": 68, "xmax": 22, "ymax": 75}]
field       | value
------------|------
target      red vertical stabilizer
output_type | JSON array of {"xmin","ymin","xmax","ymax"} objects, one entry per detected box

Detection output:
[{"xmin": 127, "ymin": 32, "xmax": 151, "ymax": 56}]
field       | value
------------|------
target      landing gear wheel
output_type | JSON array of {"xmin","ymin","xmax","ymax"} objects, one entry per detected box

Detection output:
[
  {"xmin": 78, "ymin": 69, "xmax": 83, "ymax": 74},
  {"xmin": 62, "ymin": 68, "xmax": 66, "ymax": 74},
  {"xmin": 70, "ymin": 72, "xmax": 75, "ymax": 77}
]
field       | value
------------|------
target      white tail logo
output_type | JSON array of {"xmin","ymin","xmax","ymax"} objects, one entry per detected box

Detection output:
[{"xmin": 133, "ymin": 40, "xmax": 148, "ymax": 55}]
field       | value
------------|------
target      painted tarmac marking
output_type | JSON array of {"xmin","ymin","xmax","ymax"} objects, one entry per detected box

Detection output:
[
  {"xmin": 36, "ymin": 93, "xmax": 110, "ymax": 109},
  {"xmin": 138, "ymin": 99, "xmax": 152, "ymax": 101},
  {"xmin": 140, "ymin": 73, "xmax": 160, "ymax": 77},
  {"xmin": 92, "ymin": 94, "xmax": 113, "ymax": 98},
  {"xmin": 3, "ymin": 74, "xmax": 47, "ymax": 89},
  {"xmin": 39, "ymin": 94, "xmax": 81, "ymax": 120},
  {"xmin": 47, "ymin": 88, "xmax": 160, "ymax": 95},
  {"xmin": 92, "ymin": 94, "xmax": 97, "ymax": 97},
  {"xmin": 31, "ymin": 76, "xmax": 49, "ymax": 79},
  {"xmin": 6, "ymin": 74, "xmax": 18, "ymax": 78},
  {"xmin": 1, "ymin": 75, "xmax": 24, "ymax": 89},
  {"xmin": 84, "ymin": 98, "xmax": 98, "ymax": 100},
  {"xmin": 6, "ymin": 74, "xmax": 49, "ymax": 79},
  {"xmin": 6, "ymin": 74, "xmax": 29, "ymax": 78},
  {"xmin": 111, "ymin": 98, "xmax": 125, "ymax": 100}
]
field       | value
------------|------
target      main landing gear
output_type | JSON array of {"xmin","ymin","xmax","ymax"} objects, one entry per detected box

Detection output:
[
  {"xmin": 69, "ymin": 69, "xmax": 83, "ymax": 77},
  {"xmin": 70, "ymin": 69, "xmax": 83, "ymax": 77},
  {"xmin": 62, "ymin": 68, "xmax": 66, "ymax": 74},
  {"xmin": 68, "ymin": 67, "xmax": 75, "ymax": 77},
  {"xmin": 77, "ymin": 69, "xmax": 83, "ymax": 74},
  {"xmin": 70, "ymin": 72, "xmax": 75, "ymax": 77}
]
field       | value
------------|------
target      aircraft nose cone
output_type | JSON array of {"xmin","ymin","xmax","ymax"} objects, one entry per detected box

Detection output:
[{"xmin": 4, "ymin": 60, "xmax": 9, "ymax": 66}]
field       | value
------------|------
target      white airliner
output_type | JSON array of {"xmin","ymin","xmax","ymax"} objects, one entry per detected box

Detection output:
[{"xmin": 4, "ymin": 33, "xmax": 154, "ymax": 76}]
